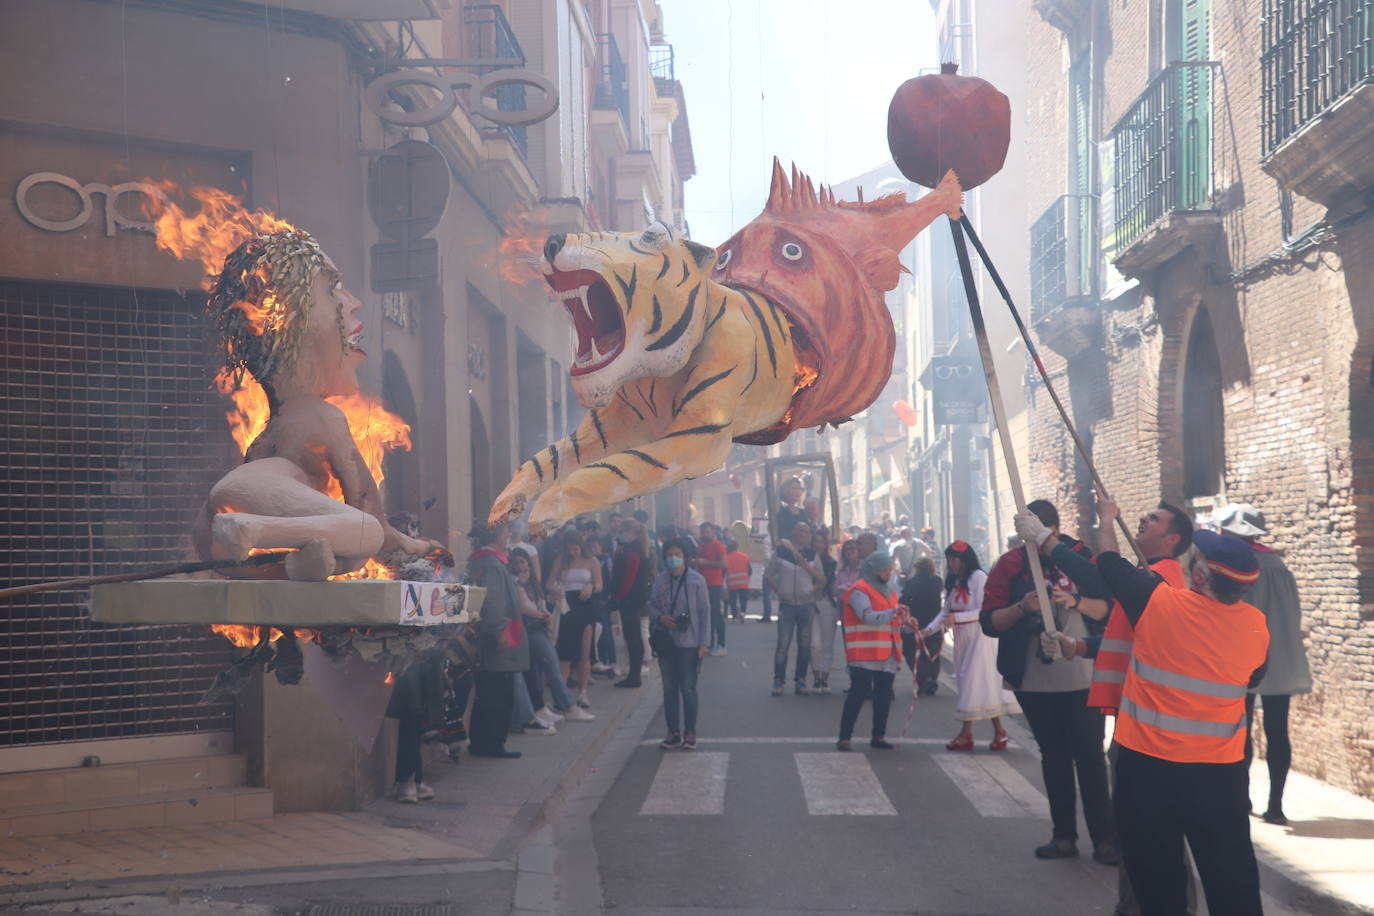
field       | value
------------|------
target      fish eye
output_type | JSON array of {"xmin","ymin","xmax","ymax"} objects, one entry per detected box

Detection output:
[
  {"xmin": 780, "ymin": 241, "xmax": 804, "ymax": 261},
  {"xmin": 715, "ymin": 249, "xmax": 732, "ymax": 270}
]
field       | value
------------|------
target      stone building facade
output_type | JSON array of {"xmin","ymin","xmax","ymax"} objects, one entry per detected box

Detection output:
[{"xmin": 1022, "ymin": 0, "xmax": 1374, "ymax": 797}]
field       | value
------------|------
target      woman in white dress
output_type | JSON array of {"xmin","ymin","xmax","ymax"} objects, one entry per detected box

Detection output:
[{"xmin": 929, "ymin": 540, "xmax": 1019, "ymax": 751}]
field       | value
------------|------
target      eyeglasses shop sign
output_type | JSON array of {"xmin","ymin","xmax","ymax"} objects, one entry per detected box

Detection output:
[{"xmin": 931, "ymin": 356, "xmax": 986, "ymax": 425}]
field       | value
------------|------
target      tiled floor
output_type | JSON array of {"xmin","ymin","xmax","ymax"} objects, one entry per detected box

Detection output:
[{"xmin": 0, "ymin": 812, "xmax": 481, "ymax": 887}]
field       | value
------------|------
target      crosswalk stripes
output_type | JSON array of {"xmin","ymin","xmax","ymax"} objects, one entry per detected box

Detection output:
[
  {"xmin": 794, "ymin": 752, "xmax": 897, "ymax": 815},
  {"xmin": 639, "ymin": 752, "xmax": 729, "ymax": 815},
  {"xmin": 932, "ymin": 753, "xmax": 1051, "ymax": 818}
]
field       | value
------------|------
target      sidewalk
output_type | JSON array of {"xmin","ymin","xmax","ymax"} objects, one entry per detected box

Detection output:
[{"xmin": 0, "ymin": 667, "xmax": 653, "ymax": 910}]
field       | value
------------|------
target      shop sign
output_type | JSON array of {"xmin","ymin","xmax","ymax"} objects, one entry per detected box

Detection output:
[
  {"xmin": 931, "ymin": 355, "xmax": 987, "ymax": 425},
  {"xmin": 15, "ymin": 171, "xmax": 168, "ymax": 236}
]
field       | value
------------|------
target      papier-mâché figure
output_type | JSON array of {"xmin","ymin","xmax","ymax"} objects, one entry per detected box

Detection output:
[
  {"xmin": 190, "ymin": 230, "xmax": 437, "ymax": 580},
  {"xmin": 489, "ymin": 162, "xmax": 961, "ymax": 532}
]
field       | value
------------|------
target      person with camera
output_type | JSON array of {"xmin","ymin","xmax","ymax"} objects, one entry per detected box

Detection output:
[{"xmin": 648, "ymin": 538, "xmax": 712, "ymax": 750}]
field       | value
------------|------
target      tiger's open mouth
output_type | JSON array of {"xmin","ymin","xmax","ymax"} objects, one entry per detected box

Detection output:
[{"xmin": 545, "ymin": 268, "xmax": 625, "ymax": 376}]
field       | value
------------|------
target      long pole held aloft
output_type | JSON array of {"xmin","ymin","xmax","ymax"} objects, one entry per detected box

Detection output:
[
  {"xmin": 0, "ymin": 553, "xmax": 285, "ymax": 601},
  {"xmin": 948, "ymin": 216, "xmax": 1059, "ymax": 638},
  {"xmin": 958, "ymin": 214, "xmax": 1147, "ymax": 566}
]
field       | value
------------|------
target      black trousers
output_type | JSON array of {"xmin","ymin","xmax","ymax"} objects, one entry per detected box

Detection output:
[
  {"xmin": 838, "ymin": 666, "xmax": 895, "ymax": 741},
  {"xmin": 902, "ymin": 631, "xmax": 943, "ymax": 693},
  {"xmin": 621, "ymin": 599, "xmax": 645, "ymax": 680},
  {"xmin": 470, "ymin": 670, "xmax": 515, "ymax": 754},
  {"xmin": 394, "ymin": 714, "xmax": 423, "ymax": 783},
  {"xmin": 1015, "ymin": 688, "xmax": 1115, "ymax": 846},
  {"xmin": 1244, "ymin": 693, "xmax": 1292, "ymax": 814},
  {"xmin": 1115, "ymin": 746, "xmax": 1261, "ymax": 916}
]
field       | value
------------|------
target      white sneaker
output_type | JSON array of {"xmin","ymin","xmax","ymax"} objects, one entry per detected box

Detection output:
[
  {"xmin": 523, "ymin": 720, "xmax": 557, "ymax": 736},
  {"xmin": 591, "ymin": 662, "xmax": 615, "ymax": 674},
  {"xmin": 563, "ymin": 706, "xmax": 596, "ymax": 722},
  {"xmin": 415, "ymin": 781, "xmax": 435, "ymax": 800},
  {"xmin": 577, "ymin": 691, "xmax": 592, "ymax": 709},
  {"xmin": 641, "ymin": 663, "xmax": 651, "ymax": 676},
  {"xmin": 710, "ymin": 647, "xmax": 727, "ymax": 657},
  {"xmin": 395, "ymin": 777, "xmax": 418, "ymax": 804},
  {"xmin": 538, "ymin": 708, "xmax": 564, "ymax": 724}
]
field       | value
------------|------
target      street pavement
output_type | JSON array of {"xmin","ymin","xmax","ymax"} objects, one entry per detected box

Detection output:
[{"xmin": 2, "ymin": 612, "xmax": 1368, "ymax": 915}]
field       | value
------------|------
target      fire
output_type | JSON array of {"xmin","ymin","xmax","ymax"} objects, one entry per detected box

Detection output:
[
  {"xmin": 213, "ymin": 368, "xmax": 269, "ymax": 454},
  {"xmin": 210, "ymin": 625, "xmax": 321, "ymax": 648},
  {"xmin": 384, "ymin": 671, "xmax": 395, "ymax": 685},
  {"xmin": 497, "ymin": 204, "xmax": 553, "ymax": 286},
  {"xmin": 145, "ymin": 182, "xmax": 295, "ymax": 281},
  {"xmin": 322, "ymin": 393, "xmax": 413, "ymax": 500}
]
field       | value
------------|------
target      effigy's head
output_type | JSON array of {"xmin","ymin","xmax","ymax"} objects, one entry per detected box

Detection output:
[
  {"xmin": 541, "ymin": 221, "xmax": 717, "ymax": 408},
  {"xmin": 207, "ymin": 229, "xmax": 366, "ymax": 400}
]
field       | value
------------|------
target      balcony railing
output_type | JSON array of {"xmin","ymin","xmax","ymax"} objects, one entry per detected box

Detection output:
[
  {"xmin": 594, "ymin": 33, "xmax": 631, "ymax": 130},
  {"xmin": 464, "ymin": 4, "xmax": 528, "ymax": 157},
  {"xmin": 1109, "ymin": 61, "xmax": 1218, "ymax": 254},
  {"xmin": 1029, "ymin": 194, "xmax": 1098, "ymax": 323},
  {"xmin": 650, "ymin": 43, "xmax": 675, "ymax": 97},
  {"xmin": 1261, "ymin": 0, "xmax": 1374, "ymax": 155}
]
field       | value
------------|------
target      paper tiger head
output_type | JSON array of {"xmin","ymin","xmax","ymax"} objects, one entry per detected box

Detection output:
[{"xmin": 542, "ymin": 221, "xmax": 717, "ymax": 408}]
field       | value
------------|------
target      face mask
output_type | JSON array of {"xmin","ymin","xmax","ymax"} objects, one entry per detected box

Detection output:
[{"xmin": 666, "ymin": 555, "xmax": 684, "ymax": 570}]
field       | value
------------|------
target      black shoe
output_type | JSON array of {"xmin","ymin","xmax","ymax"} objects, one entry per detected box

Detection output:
[
  {"xmin": 613, "ymin": 677, "xmax": 642, "ymax": 688},
  {"xmin": 1261, "ymin": 809, "xmax": 1288, "ymax": 825},
  {"xmin": 1092, "ymin": 841, "xmax": 1121, "ymax": 865},
  {"xmin": 870, "ymin": 738, "xmax": 895, "ymax": 750},
  {"xmin": 836, "ymin": 739, "xmax": 852, "ymax": 751},
  {"xmin": 1035, "ymin": 838, "xmax": 1079, "ymax": 859},
  {"xmin": 468, "ymin": 747, "xmax": 522, "ymax": 759}
]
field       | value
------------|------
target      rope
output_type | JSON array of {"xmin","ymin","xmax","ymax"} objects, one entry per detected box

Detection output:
[{"xmin": 898, "ymin": 628, "xmax": 935, "ymax": 742}]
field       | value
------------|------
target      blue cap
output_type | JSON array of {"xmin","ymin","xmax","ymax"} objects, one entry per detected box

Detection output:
[{"xmin": 1192, "ymin": 530, "xmax": 1259, "ymax": 583}]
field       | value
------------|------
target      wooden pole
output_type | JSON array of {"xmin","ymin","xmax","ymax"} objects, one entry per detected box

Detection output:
[
  {"xmin": 958, "ymin": 214, "xmax": 1147, "ymax": 565},
  {"xmin": 0, "ymin": 553, "xmax": 285, "ymax": 601},
  {"xmin": 948, "ymin": 216, "xmax": 1059, "ymax": 638}
]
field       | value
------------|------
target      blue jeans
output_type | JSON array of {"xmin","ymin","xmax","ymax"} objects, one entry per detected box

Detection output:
[
  {"xmin": 659, "ymin": 646, "xmax": 701, "ymax": 735},
  {"xmin": 510, "ymin": 668, "xmax": 537, "ymax": 727},
  {"xmin": 594, "ymin": 599, "xmax": 616, "ymax": 665},
  {"xmin": 708, "ymin": 585, "xmax": 727, "ymax": 649},
  {"xmin": 774, "ymin": 602, "xmax": 815, "ymax": 685},
  {"xmin": 527, "ymin": 626, "xmax": 575, "ymax": 712}
]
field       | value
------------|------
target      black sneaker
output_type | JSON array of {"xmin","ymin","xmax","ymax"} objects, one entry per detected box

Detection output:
[
  {"xmin": 1261, "ymin": 809, "xmax": 1288, "ymax": 825},
  {"xmin": 659, "ymin": 732, "xmax": 683, "ymax": 749},
  {"xmin": 1092, "ymin": 841, "xmax": 1121, "ymax": 865},
  {"xmin": 682, "ymin": 734, "xmax": 697, "ymax": 750},
  {"xmin": 1035, "ymin": 838, "xmax": 1079, "ymax": 859},
  {"xmin": 870, "ymin": 738, "xmax": 895, "ymax": 750}
]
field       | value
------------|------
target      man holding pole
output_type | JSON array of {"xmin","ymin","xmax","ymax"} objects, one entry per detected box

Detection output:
[
  {"xmin": 1020, "ymin": 507, "xmax": 1269, "ymax": 916},
  {"xmin": 980, "ymin": 500, "xmax": 1117, "ymax": 864}
]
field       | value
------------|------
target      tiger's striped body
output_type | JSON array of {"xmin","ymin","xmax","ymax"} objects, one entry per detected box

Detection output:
[{"xmin": 489, "ymin": 224, "xmax": 797, "ymax": 532}]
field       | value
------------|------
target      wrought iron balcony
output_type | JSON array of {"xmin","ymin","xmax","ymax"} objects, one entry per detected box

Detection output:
[
  {"xmin": 1260, "ymin": 0, "xmax": 1374, "ymax": 205},
  {"xmin": 1262, "ymin": 0, "xmax": 1373, "ymax": 154},
  {"xmin": 594, "ymin": 33, "xmax": 631, "ymax": 130},
  {"xmin": 1029, "ymin": 195, "xmax": 1098, "ymax": 324},
  {"xmin": 1109, "ymin": 61, "xmax": 1219, "ymax": 261},
  {"xmin": 464, "ymin": 4, "xmax": 528, "ymax": 157},
  {"xmin": 650, "ymin": 43, "xmax": 676, "ymax": 97}
]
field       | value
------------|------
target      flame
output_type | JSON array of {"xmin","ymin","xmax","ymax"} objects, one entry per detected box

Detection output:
[
  {"xmin": 210, "ymin": 625, "xmax": 321, "ymax": 648},
  {"xmin": 145, "ymin": 182, "xmax": 296, "ymax": 282},
  {"xmin": 497, "ymin": 204, "xmax": 553, "ymax": 286},
  {"xmin": 213, "ymin": 368, "xmax": 270, "ymax": 454},
  {"xmin": 384, "ymin": 671, "xmax": 395, "ymax": 685}
]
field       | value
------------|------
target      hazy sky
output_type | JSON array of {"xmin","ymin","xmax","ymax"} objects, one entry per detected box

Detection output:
[{"xmin": 660, "ymin": 0, "xmax": 939, "ymax": 246}]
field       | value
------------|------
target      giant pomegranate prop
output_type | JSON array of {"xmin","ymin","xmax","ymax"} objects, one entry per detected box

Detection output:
[{"xmin": 887, "ymin": 62, "xmax": 1011, "ymax": 191}]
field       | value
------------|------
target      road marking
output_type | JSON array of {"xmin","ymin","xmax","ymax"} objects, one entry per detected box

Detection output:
[
  {"xmin": 639, "ymin": 752, "xmax": 729, "ymax": 815},
  {"xmin": 933, "ymin": 754, "xmax": 1050, "ymax": 818},
  {"xmin": 637, "ymin": 736, "xmax": 1017, "ymax": 747},
  {"xmin": 794, "ymin": 753, "xmax": 898, "ymax": 816}
]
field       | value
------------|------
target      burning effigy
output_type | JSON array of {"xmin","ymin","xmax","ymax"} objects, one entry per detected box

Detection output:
[
  {"xmin": 81, "ymin": 191, "xmax": 479, "ymax": 695},
  {"xmin": 489, "ymin": 160, "xmax": 962, "ymax": 531}
]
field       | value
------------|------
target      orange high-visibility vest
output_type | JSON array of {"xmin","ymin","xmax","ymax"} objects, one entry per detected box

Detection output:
[
  {"xmin": 842, "ymin": 579, "xmax": 901, "ymax": 663},
  {"xmin": 1088, "ymin": 557, "xmax": 1185, "ymax": 714},
  {"xmin": 726, "ymin": 552, "xmax": 752, "ymax": 590},
  {"xmin": 1114, "ymin": 584, "xmax": 1269, "ymax": 764}
]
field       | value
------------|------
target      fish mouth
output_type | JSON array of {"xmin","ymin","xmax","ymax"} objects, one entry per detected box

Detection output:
[
  {"xmin": 545, "ymin": 268, "xmax": 625, "ymax": 376},
  {"xmin": 345, "ymin": 322, "xmax": 366, "ymax": 356}
]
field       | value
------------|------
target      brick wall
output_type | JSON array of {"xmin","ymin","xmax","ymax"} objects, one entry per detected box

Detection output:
[{"xmin": 1022, "ymin": 0, "xmax": 1374, "ymax": 798}]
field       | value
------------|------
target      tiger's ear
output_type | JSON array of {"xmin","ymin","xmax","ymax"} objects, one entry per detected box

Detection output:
[{"xmin": 684, "ymin": 239, "xmax": 717, "ymax": 270}]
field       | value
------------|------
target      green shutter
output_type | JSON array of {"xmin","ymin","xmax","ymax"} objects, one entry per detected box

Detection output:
[{"xmin": 1175, "ymin": 0, "xmax": 1211, "ymax": 209}]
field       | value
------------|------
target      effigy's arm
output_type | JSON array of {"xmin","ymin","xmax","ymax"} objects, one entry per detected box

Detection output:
[{"xmin": 489, "ymin": 396, "xmax": 646, "ymax": 528}]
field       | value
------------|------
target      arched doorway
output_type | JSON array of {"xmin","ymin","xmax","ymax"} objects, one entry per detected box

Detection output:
[
  {"xmin": 1182, "ymin": 305, "xmax": 1225, "ymax": 504},
  {"xmin": 470, "ymin": 395, "xmax": 493, "ymax": 523}
]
